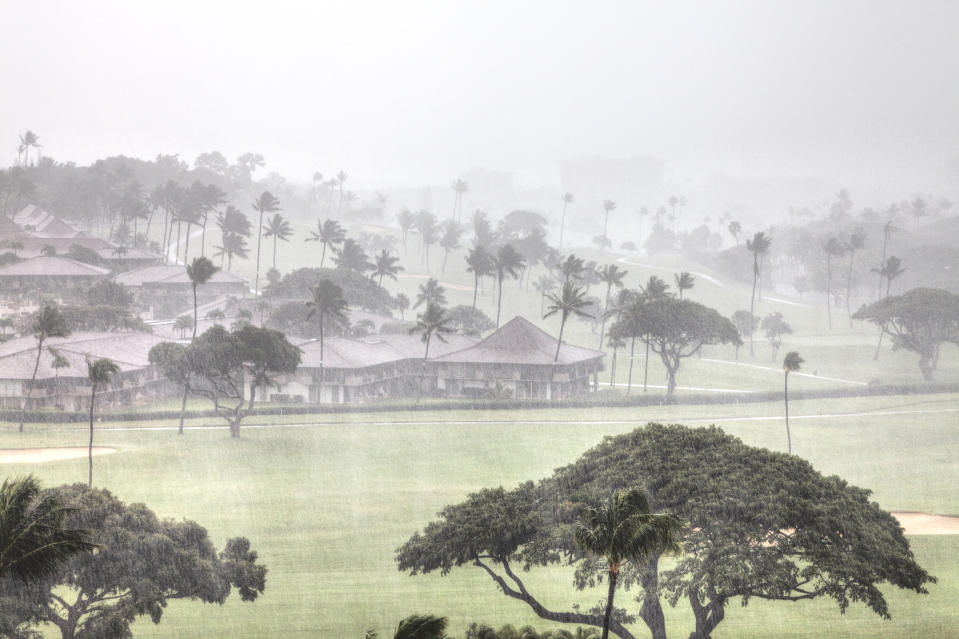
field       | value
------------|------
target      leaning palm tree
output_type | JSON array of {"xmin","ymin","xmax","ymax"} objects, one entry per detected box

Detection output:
[
  {"xmin": 871, "ymin": 255, "xmax": 906, "ymax": 359},
  {"xmin": 414, "ymin": 278, "xmax": 447, "ymax": 309},
  {"xmin": 409, "ymin": 302, "xmax": 453, "ymax": 403},
  {"xmin": 251, "ymin": 191, "xmax": 281, "ymax": 297},
  {"xmin": 574, "ymin": 488, "xmax": 683, "ymax": 639},
  {"xmin": 438, "ymin": 220, "xmax": 463, "ymax": 273},
  {"xmin": 393, "ymin": 613, "xmax": 449, "ymax": 639},
  {"xmin": 673, "ymin": 271, "xmax": 695, "ymax": 300},
  {"xmin": 492, "ymin": 244, "xmax": 526, "ymax": 328},
  {"xmin": 783, "ymin": 351, "xmax": 804, "ymax": 454},
  {"xmin": 746, "ymin": 231, "xmax": 772, "ymax": 356},
  {"xmin": 544, "ymin": 281, "xmax": 592, "ymax": 363},
  {"xmin": 823, "ymin": 237, "xmax": 847, "ymax": 330},
  {"xmin": 601, "ymin": 199, "xmax": 617, "ymax": 252},
  {"xmin": 396, "ymin": 208, "xmax": 417, "ymax": 255},
  {"xmin": 465, "ymin": 245, "xmax": 494, "ymax": 310},
  {"xmin": 0, "ymin": 475, "xmax": 95, "ymax": 583},
  {"xmin": 262, "ymin": 213, "xmax": 293, "ymax": 270},
  {"xmin": 596, "ymin": 264, "xmax": 627, "ymax": 350},
  {"xmin": 306, "ymin": 279, "xmax": 350, "ymax": 405},
  {"xmin": 373, "ymin": 249, "xmax": 404, "ymax": 286},
  {"xmin": 305, "ymin": 218, "xmax": 346, "ymax": 268},
  {"xmin": 844, "ymin": 230, "xmax": 866, "ymax": 326},
  {"xmin": 20, "ymin": 304, "xmax": 71, "ymax": 432},
  {"xmin": 86, "ymin": 357, "xmax": 120, "ymax": 487},
  {"xmin": 559, "ymin": 192, "xmax": 574, "ymax": 249},
  {"xmin": 18, "ymin": 130, "xmax": 41, "ymax": 166},
  {"xmin": 187, "ymin": 257, "xmax": 219, "ymax": 340},
  {"xmin": 451, "ymin": 179, "xmax": 469, "ymax": 223}
]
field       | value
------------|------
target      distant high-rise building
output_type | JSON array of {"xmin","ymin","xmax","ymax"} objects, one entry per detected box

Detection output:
[{"xmin": 560, "ymin": 155, "xmax": 665, "ymax": 209}]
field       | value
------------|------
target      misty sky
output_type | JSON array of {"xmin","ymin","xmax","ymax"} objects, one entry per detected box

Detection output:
[{"xmin": 2, "ymin": 0, "xmax": 958, "ymax": 190}]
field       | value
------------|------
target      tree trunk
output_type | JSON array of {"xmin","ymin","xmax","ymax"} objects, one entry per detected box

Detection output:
[
  {"xmin": 784, "ymin": 372, "xmax": 791, "ymax": 454},
  {"xmin": 496, "ymin": 277, "xmax": 503, "ymax": 328},
  {"xmin": 666, "ymin": 367, "xmax": 677, "ymax": 395},
  {"xmin": 625, "ymin": 336, "xmax": 636, "ymax": 395},
  {"xmin": 826, "ymin": 256, "xmax": 832, "ymax": 330},
  {"xmin": 178, "ymin": 377, "xmax": 189, "ymax": 435},
  {"xmin": 559, "ymin": 202, "xmax": 567, "ymax": 249},
  {"xmin": 601, "ymin": 565, "xmax": 619, "ymax": 639},
  {"xmin": 637, "ymin": 555, "xmax": 667, "ymax": 639},
  {"xmin": 416, "ymin": 336, "xmax": 432, "ymax": 404},
  {"xmin": 643, "ymin": 339, "xmax": 651, "ymax": 392},
  {"xmin": 554, "ymin": 318, "xmax": 566, "ymax": 363},
  {"xmin": 254, "ymin": 211, "xmax": 264, "ymax": 296},
  {"xmin": 749, "ymin": 256, "xmax": 758, "ymax": 356},
  {"xmin": 919, "ymin": 351, "xmax": 934, "ymax": 381},
  {"xmin": 316, "ymin": 319, "xmax": 325, "ymax": 405},
  {"xmin": 609, "ymin": 346, "xmax": 618, "ymax": 387},
  {"xmin": 688, "ymin": 589, "xmax": 726, "ymax": 639},
  {"xmin": 88, "ymin": 385, "xmax": 96, "ymax": 488},
  {"xmin": 20, "ymin": 336, "xmax": 45, "ymax": 432},
  {"xmin": 846, "ymin": 252, "xmax": 855, "ymax": 327},
  {"xmin": 472, "ymin": 273, "xmax": 479, "ymax": 309}
]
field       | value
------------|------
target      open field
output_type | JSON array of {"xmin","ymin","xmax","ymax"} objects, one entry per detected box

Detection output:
[{"xmin": 2, "ymin": 392, "xmax": 958, "ymax": 638}]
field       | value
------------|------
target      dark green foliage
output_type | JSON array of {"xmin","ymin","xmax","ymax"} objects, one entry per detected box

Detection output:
[
  {"xmin": 0, "ymin": 476, "xmax": 95, "ymax": 583},
  {"xmin": 0, "ymin": 484, "xmax": 265, "ymax": 639},
  {"xmin": 65, "ymin": 244, "xmax": 109, "ymax": 268},
  {"xmin": 265, "ymin": 267, "xmax": 394, "ymax": 314},
  {"xmin": 394, "ymin": 613, "xmax": 449, "ymax": 639},
  {"xmin": 398, "ymin": 424, "xmax": 933, "ymax": 639}
]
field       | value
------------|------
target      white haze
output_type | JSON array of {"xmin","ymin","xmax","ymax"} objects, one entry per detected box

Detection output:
[{"xmin": 2, "ymin": 0, "xmax": 958, "ymax": 196}]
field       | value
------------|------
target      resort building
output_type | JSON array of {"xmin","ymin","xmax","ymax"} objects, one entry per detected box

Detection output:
[
  {"xmin": 0, "ymin": 331, "xmax": 170, "ymax": 411},
  {"xmin": 0, "ymin": 256, "xmax": 111, "ymax": 298},
  {"xmin": 114, "ymin": 265, "xmax": 249, "ymax": 318}
]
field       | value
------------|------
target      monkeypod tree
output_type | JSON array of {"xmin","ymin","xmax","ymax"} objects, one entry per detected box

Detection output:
[
  {"xmin": 643, "ymin": 298, "xmax": 741, "ymax": 394},
  {"xmin": 0, "ymin": 484, "xmax": 266, "ymax": 639},
  {"xmin": 853, "ymin": 287, "xmax": 959, "ymax": 381},
  {"xmin": 397, "ymin": 424, "xmax": 933, "ymax": 639}
]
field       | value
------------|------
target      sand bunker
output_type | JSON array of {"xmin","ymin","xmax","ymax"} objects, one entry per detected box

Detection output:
[
  {"xmin": 891, "ymin": 512, "xmax": 959, "ymax": 535},
  {"xmin": 0, "ymin": 447, "xmax": 118, "ymax": 464}
]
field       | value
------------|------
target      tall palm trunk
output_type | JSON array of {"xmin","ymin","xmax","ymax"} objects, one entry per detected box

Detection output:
[
  {"xmin": 254, "ymin": 210, "xmax": 265, "ymax": 296},
  {"xmin": 316, "ymin": 316, "xmax": 325, "ymax": 405},
  {"xmin": 625, "ymin": 336, "xmax": 636, "ymax": 395},
  {"xmin": 88, "ymin": 383, "xmax": 97, "ymax": 487},
  {"xmin": 643, "ymin": 338, "xmax": 651, "ymax": 392},
  {"xmin": 472, "ymin": 272, "xmax": 480, "ymax": 309},
  {"xmin": 559, "ymin": 201, "xmax": 568, "ymax": 249},
  {"xmin": 784, "ymin": 372, "xmax": 792, "ymax": 454},
  {"xmin": 416, "ymin": 335, "xmax": 432, "ymax": 403},
  {"xmin": 845, "ymin": 251, "xmax": 856, "ymax": 327},
  {"xmin": 496, "ymin": 276, "xmax": 504, "ymax": 328},
  {"xmin": 825, "ymin": 255, "xmax": 833, "ymax": 330},
  {"xmin": 554, "ymin": 315, "xmax": 568, "ymax": 363},
  {"xmin": 19, "ymin": 337, "xmax": 45, "ymax": 432},
  {"xmin": 272, "ymin": 234, "xmax": 278, "ymax": 269},
  {"xmin": 599, "ymin": 283, "xmax": 612, "ymax": 350},
  {"xmin": 749, "ymin": 256, "xmax": 759, "ymax": 356},
  {"xmin": 601, "ymin": 564, "xmax": 620, "ymax": 639}
]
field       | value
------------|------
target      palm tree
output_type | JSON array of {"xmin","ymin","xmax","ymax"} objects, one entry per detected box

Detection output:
[
  {"xmin": 395, "ymin": 293, "xmax": 410, "ymax": 319},
  {"xmin": 597, "ymin": 264, "xmax": 627, "ymax": 351},
  {"xmin": 20, "ymin": 304, "xmax": 71, "ymax": 433},
  {"xmin": 871, "ymin": 255, "xmax": 906, "ymax": 359},
  {"xmin": 333, "ymin": 238, "xmax": 373, "ymax": 274},
  {"xmin": 727, "ymin": 220, "xmax": 742, "ymax": 245},
  {"xmin": 335, "ymin": 170, "xmax": 348, "ymax": 213},
  {"xmin": 544, "ymin": 281, "xmax": 592, "ymax": 363},
  {"xmin": 396, "ymin": 209, "xmax": 416, "ymax": 255},
  {"xmin": 822, "ymin": 237, "xmax": 846, "ymax": 330},
  {"xmin": 844, "ymin": 231, "xmax": 866, "ymax": 326},
  {"xmin": 262, "ymin": 213, "xmax": 293, "ymax": 270},
  {"xmin": 187, "ymin": 257, "xmax": 219, "ymax": 340},
  {"xmin": 783, "ymin": 351, "xmax": 804, "ymax": 454},
  {"xmin": 305, "ymin": 218, "xmax": 346, "ymax": 268},
  {"xmin": 559, "ymin": 254, "xmax": 586, "ymax": 283},
  {"xmin": 416, "ymin": 211, "xmax": 439, "ymax": 269},
  {"xmin": 559, "ymin": 192, "xmax": 574, "ymax": 249},
  {"xmin": 451, "ymin": 179, "xmax": 469, "ymax": 223},
  {"xmin": 601, "ymin": 199, "xmax": 617, "ymax": 251},
  {"xmin": 393, "ymin": 614, "xmax": 449, "ymax": 639},
  {"xmin": 306, "ymin": 280, "xmax": 350, "ymax": 405},
  {"xmin": 465, "ymin": 245, "xmax": 494, "ymax": 309},
  {"xmin": 409, "ymin": 302, "xmax": 453, "ymax": 402},
  {"xmin": 876, "ymin": 219, "xmax": 897, "ymax": 299},
  {"xmin": 373, "ymin": 249, "xmax": 404, "ymax": 286},
  {"xmin": 414, "ymin": 278, "xmax": 447, "ymax": 309},
  {"xmin": 86, "ymin": 357, "xmax": 120, "ymax": 487},
  {"xmin": 252, "ymin": 191, "xmax": 281, "ymax": 296},
  {"xmin": 438, "ymin": 220, "xmax": 463, "ymax": 273},
  {"xmin": 746, "ymin": 231, "xmax": 772, "ymax": 356},
  {"xmin": 574, "ymin": 488, "xmax": 683, "ymax": 639},
  {"xmin": 534, "ymin": 274, "xmax": 557, "ymax": 315},
  {"xmin": 213, "ymin": 232, "xmax": 248, "ymax": 270},
  {"xmin": 492, "ymin": 244, "xmax": 526, "ymax": 328},
  {"xmin": 673, "ymin": 271, "xmax": 695, "ymax": 300},
  {"xmin": 0, "ymin": 475, "xmax": 95, "ymax": 583},
  {"xmin": 18, "ymin": 131, "xmax": 41, "ymax": 166},
  {"xmin": 50, "ymin": 350, "xmax": 70, "ymax": 407}
]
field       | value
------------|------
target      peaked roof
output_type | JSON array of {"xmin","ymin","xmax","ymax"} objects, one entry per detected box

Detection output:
[
  {"xmin": 114, "ymin": 264, "xmax": 247, "ymax": 287},
  {"xmin": 294, "ymin": 333, "xmax": 477, "ymax": 369},
  {"xmin": 0, "ymin": 255, "xmax": 111, "ymax": 277},
  {"xmin": 0, "ymin": 331, "xmax": 166, "ymax": 380},
  {"xmin": 434, "ymin": 316, "xmax": 603, "ymax": 366},
  {"xmin": 12, "ymin": 205, "xmax": 81, "ymax": 236}
]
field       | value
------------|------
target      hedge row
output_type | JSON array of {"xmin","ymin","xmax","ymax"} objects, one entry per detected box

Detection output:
[{"xmin": 3, "ymin": 381, "xmax": 958, "ymax": 426}]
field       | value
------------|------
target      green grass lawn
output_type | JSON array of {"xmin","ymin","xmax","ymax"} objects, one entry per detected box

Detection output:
[{"xmin": 2, "ymin": 392, "xmax": 958, "ymax": 638}]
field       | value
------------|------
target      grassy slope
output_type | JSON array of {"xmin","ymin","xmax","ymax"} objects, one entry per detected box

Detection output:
[{"xmin": 3, "ymin": 392, "xmax": 957, "ymax": 639}]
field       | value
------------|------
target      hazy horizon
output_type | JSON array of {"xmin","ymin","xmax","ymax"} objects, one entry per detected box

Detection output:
[{"xmin": 3, "ymin": 0, "xmax": 959, "ymax": 195}]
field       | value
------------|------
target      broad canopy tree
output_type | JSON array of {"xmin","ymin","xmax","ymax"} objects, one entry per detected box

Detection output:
[
  {"xmin": 149, "ymin": 325, "xmax": 301, "ymax": 437},
  {"xmin": 853, "ymin": 287, "xmax": 959, "ymax": 380},
  {"xmin": 0, "ymin": 484, "xmax": 266, "ymax": 639},
  {"xmin": 397, "ymin": 424, "xmax": 933, "ymax": 639},
  {"xmin": 643, "ymin": 298, "xmax": 742, "ymax": 394}
]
